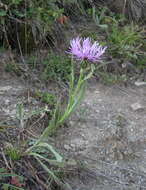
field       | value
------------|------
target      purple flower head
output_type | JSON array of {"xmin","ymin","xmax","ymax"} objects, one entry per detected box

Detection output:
[{"xmin": 67, "ymin": 37, "xmax": 107, "ymax": 63}]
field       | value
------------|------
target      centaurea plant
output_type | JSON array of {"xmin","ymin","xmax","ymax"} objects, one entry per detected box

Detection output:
[
  {"xmin": 27, "ymin": 37, "xmax": 106, "ymax": 144},
  {"xmin": 25, "ymin": 37, "xmax": 106, "ymax": 185}
]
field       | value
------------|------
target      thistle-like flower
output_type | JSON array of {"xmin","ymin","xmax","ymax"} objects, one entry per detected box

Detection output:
[{"xmin": 67, "ymin": 37, "xmax": 107, "ymax": 63}]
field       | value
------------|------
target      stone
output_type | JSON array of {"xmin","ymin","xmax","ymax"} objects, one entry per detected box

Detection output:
[
  {"xmin": 69, "ymin": 120, "xmax": 75, "ymax": 126},
  {"xmin": 0, "ymin": 86, "xmax": 12, "ymax": 94},
  {"xmin": 70, "ymin": 143, "xmax": 76, "ymax": 148},
  {"xmin": 130, "ymin": 102, "xmax": 144, "ymax": 111},
  {"xmin": 95, "ymin": 90, "xmax": 100, "ymax": 94},
  {"xmin": 4, "ymin": 99, "xmax": 10, "ymax": 105},
  {"xmin": 64, "ymin": 144, "xmax": 71, "ymax": 151},
  {"xmin": 134, "ymin": 81, "xmax": 146, "ymax": 87}
]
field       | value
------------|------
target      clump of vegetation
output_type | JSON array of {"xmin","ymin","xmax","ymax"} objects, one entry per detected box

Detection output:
[
  {"xmin": 4, "ymin": 143, "xmax": 22, "ymax": 161},
  {"xmin": 0, "ymin": 0, "xmax": 64, "ymax": 51},
  {"xmin": 84, "ymin": 5, "xmax": 146, "ymax": 82},
  {"xmin": 97, "ymin": 72, "xmax": 127, "ymax": 85},
  {"xmin": 0, "ymin": 0, "xmax": 89, "ymax": 53},
  {"xmin": 135, "ymin": 54, "xmax": 146, "ymax": 72},
  {"xmin": 107, "ymin": 23, "xmax": 143, "ymax": 60},
  {"xmin": 35, "ymin": 91, "xmax": 56, "ymax": 106},
  {"xmin": 42, "ymin": 53, "xmax": 72, "ymax": 82}
]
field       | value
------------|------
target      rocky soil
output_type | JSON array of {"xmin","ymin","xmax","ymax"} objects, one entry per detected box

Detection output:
[
  {"xmin": 0, "ymin": 72, "xmax": 146, "ymax": 190},
  {"xmin": 56, "ymin": 81, "xmax": 146, "ymax": 190}
]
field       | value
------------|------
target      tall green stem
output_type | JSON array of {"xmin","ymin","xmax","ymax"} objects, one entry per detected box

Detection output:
[{"xmin": 26, "ymin": 62, "xmax": 94, "ymax": 153}]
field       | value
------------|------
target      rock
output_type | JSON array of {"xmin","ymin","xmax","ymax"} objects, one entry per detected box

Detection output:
[
  {"xmin": 64, "ymin": 144, "xmax": 71, "ymax": 151},
  {"xmin": 0, "ymin": 86, "xmax": 12, "ymax": 94},
  {"xmin": 69, "ymin": 120, "xmax": 75, "ymax": 126},
  {"xmin": 95, "ymin": 90, "xmax": 100, "ymax": 94},
  {"xmin": 70, "ymin": 138, "xmax": 88, "ymax": 152},
  {"xmin": 130, "ymin": 102, "xmax": 144, "ymax": 111},
  {"xmin": 4, "ymin": 99, "xmax": 10, "ymax": 105},
  {"xmin": 134, "ymin": 81, "xmax": 146, "ymax": 87},
  {"xmin": 2, "ymin": 107, "xmax": 16, "ymax": 118},
  {"xmin": 70, "ymin": 143, "xmax": 76, "ymax": 148}
]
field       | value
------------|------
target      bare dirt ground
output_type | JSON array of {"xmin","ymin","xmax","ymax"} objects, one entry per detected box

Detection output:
[
  {"xmin": 56, "ymin": 80, "xmax": 146, "ymax": 190},
  {"xmin": 0, "ymin": 72, "xmax": 146, "ymax": 189}
]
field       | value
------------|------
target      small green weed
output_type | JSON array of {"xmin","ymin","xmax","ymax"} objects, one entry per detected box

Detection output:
[
  {"xmin": 88, "ymin": 6, "xmax": 109, "ymax": 30},
  {"xmin": 36, "ymin": 91, "xmax": 56, "ymax": 105},
  {"xmin": 98, "ymin": 72, "xmax": 127, "ymax": 84},
  {"xmin": 4, "ymin": 143, "xmax": 21, "ymax": 161},
  {"xmin": 87, "ymin": 6, "xmax": 126, "ymax": 30},
  {"xmin": 5, "ymin": 63, "xmax": 19, "ymax": 73},
  {"xmin": 135, "ymin": 54, "xmax": 146, "ymax": 70},
  {"xmin": 26, "ymin": 55, "xmax": 37, "ymax": 69},
  {"xmin": 107, "ymin": 24, "xmax": 143, "ymax": 60},
  {"xmin": 42, "ymin": 53, "xmax": 71, "ymax": 82},
  {"xmin": 81, "ymin": 30, "xmax": 98, "ymax": 41}
]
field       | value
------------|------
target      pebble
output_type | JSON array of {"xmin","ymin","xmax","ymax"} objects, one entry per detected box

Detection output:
[
  {"xmin": 4, "ymin": 99, "xmax": 10, "ymax": 105},
  {"xmin": 130, "ymin": 102, "xmax": 144, "ymax": 111},
  {"xmin": 94, "ymin": 90, "xmax": 100, "ymax": 94},
  {"xmin": 64, "ymin": 144, "xmax": 71, "ymax": 151},
  {"xmin": 135, "ymin": 81, "xmax": 146, "ymax": 87},
  {"xmin": 0, "ymin": 86, "xmax": 12, "ymax": 94}
]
